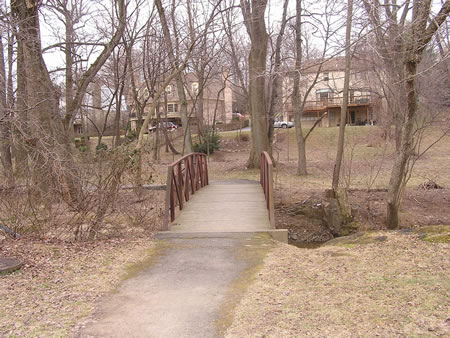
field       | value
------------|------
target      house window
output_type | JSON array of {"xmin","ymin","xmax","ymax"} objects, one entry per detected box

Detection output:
[
  {"xmin": 167, "ymin": 103, "xmax": 178, "ymax": 113},
  {"xmin": 192, "ymin": 82, "xmax": 199, "ymax": 95},
  {"xmin": 320, "ymin": 92, "xmax": 329, "ymax": 100},
  {"xmin": 165, "ymin": 85, "xmax": 172, "ymax": 95},
  {"xmin": 323, "ymin": 72, "xmax": 329, "ymax": 81},
  {"xmin": 316, "ymin": 88, "xmax": 333, "ymax": 103}
]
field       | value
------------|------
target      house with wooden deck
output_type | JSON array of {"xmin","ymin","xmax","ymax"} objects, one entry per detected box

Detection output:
[{"xmin": 282, "ymin": 56, "xmax": 381, "ymax": 127}]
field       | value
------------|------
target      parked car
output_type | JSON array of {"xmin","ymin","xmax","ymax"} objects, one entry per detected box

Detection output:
[
  {"xmin": 232, "ymin": 112, "xmax": 243, "ymax": 119},
  {"xmin": 274, "ymin": 120, "xmax": 295, "ymax": 128},
  {"xmin": 149, "ymin": 122, "xmax": 178, "ymax": 132}
]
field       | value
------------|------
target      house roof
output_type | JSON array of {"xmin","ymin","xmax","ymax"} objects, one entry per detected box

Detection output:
[{"xmin": 301, "ymin": 55, "xmax": 372, "ymax": 74}]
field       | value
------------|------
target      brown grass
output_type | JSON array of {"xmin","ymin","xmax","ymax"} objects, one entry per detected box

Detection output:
[
  {"xmin": 226, "ymin": 231, "xmax": 450, "ymax": 337},
  {"xmin": 1, "ymin": 125, "xmax": 448, "ymax": 336},
  {"xmin": 0, "ymin": 238, "xmax": 156, "ymax": 337},
  {"xmin": 206, "ymin": 126, "xmax": 450, "ymax": 240}
]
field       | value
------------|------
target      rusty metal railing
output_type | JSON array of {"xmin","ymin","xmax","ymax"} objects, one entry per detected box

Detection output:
[
  {"xmin": 164, "ymin": 153, "xmax": 208, "ymax": 230},
  {"xmin": 260, "ymin": 152, "xmax": 275, "ymax": 228}
]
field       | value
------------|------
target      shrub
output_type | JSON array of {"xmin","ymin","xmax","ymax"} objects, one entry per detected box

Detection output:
[
  {"xmin": 75, "ymin": 138, "xmax": 88, "ymax": 152},
  {"xmin": 96, "ymin": 143, "xmax": 108, "ymax": 153},
  {"xmin": 126, "ymin": 130, "xmax": 137, "ymax": 142},
  {"xmin": 239, "ymin": 133, "xmax": 250, "ymax": 142},
  {"xmin": 193, "ymin": 129, "xmax": 220, "ymax": 154}
]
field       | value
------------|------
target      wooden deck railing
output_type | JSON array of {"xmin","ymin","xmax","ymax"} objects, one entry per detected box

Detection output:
[
  {"xmin": 260, "ymin": 152, "xmax": 275, "ymax": 228},
  {"xmin": 284, "ymin": 95, "xmax": 372, "ymax": 112},
  {"xmin": 164, "ymin": 153, "xmax": 209, "ymax": 230},
  {"xmin": 303, "ymin": 95, "xmax": 372, "ymax": 110}
]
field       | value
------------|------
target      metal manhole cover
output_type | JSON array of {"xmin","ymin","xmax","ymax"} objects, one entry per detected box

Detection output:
[{"xmin": 0, "ymin": 257, "xmax": 23, "ymax": 274}]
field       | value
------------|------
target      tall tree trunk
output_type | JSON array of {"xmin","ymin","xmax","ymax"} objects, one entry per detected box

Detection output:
[
  {"xmin": 114, "ymin": 91, "xmax": 122, "ymax": 148},
  {"xmin": 155, "ymin": 0, "xmax": 193, "ymax": 154},
  {"xmin": 126, "ymin": 45, "xmax": 145, "ymax": 136},
  {"xmin": 153, "ymin": 103, "xmax": 161, "ymax": 161},
  {"xmin": 197, "ymin": 67, "xmax": 205, "ymax": 131},
  {"xmin": 113, "ymin": 55, "xmax": 127, "ymax": 149},
  {"xmin": 13, "ymin": 23, "xmax": 29, "ymax": 176},
  {"xmin": 268, "ymin": 0, "xmax": 289, "ymax": 145},
  {"xmin": 12, "ymin": 0, "xmax": 82, "ymax": 205},
  {"xmin": 385, "ymin": 0, "xmax": 450, "ymax": 228},
  {"xmin": 64, "ymin": 10, "xmax": 74, "ymax": 139},
  {"xmin": 241, "ymin": 0, "xmax": 270, "ymax": 168},
  {"xmin": 0, "ymin": 33, "xmax": 13, "ymax": 184},
  {"xmin": 332, "ymin": 0, "xmax": 353, "ymax": 191},
  {"xmin": 293, "ymin": 0, "xmax": 307, "ymax": 175},
  {"xmin": 386, "ymin": 60, "xmax": 417, "ymax": 229}
]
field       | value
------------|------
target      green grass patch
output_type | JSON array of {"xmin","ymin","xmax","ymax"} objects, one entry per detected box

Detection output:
[
  {"xmin": 326, "ymin": 232, "xmax": 389, "ymax": 247},
  {"xmin": 422, "ymin": 234, "xmax": 450, "ymax": 243},
  {"xmin": 413, "ymin": 225, "xmax": 450, "ymax": 243},
  {"xmin": 215, "ymin": 234, "xmax": 278, "ymax": 336}
]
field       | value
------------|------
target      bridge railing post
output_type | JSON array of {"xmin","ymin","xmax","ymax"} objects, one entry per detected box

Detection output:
[{"xmin": 260, "ymin": 152, "xmax": 275, "ymax": 228}]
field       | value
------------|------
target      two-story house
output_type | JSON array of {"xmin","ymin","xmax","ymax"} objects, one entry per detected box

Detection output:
[
  {"xmin": 282, "ymin": 56, "xmax": 380, "ymax": 127},
  {"xmin": 129, "ymin": 72, "xmax": 241, "ymax": 130}
]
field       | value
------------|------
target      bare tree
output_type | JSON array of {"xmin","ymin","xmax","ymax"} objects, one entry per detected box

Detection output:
[
  {"xmin": 292, "ymin": 0, "xmax": 307, "ymax": 175},
  {"xmin": 361, "ymin": 0, "xmax": 409, "ymax": 150},
  {"xmin": 0, "ymin": 28, "xmax": 13, "ymax": 184},
  {"xmin": 10, "ymin": 0, "xmax": 126, "ymax": 206},
  {"xmin": 11, "ymin": 0, "xmax": 79, "ymax": 204},
  {"xmin": 240, "ymin": 0, "xmax": 271, "ymax": 168},
  {"xmin": 291, "ymin": 0, "xmax": 340, "ymax": 175},
  {"xmin": 222, "ymin": 4, "xmax": 249, "ymax": 105},
  {"xmin": 123, "ymin": 0, "xmax": 151, "ymax": 138},
  {"xmin": 386, "ymin": 0, "xmax": 450, "ymax": 228},
  {"xmin": 186, "ymin": 0, "xmax": 228, "ymax": 134},
  {"xmin": 267, "ymin": 0, "xmax": 289, "ymax": 145},
  {"xmin": 363, "ymin": 0, "xmax": 450, "ymax": 228},
  {"xmin": 45, "ymin": 0, "xmax": 128, "ymax": 136},
  {"xmin": 332, "ymin": 0, "xmax": 353, "ymax": 191},
  {"xmin": 155, "ymin": 0, "xmax": 193, "ymax": 154}
]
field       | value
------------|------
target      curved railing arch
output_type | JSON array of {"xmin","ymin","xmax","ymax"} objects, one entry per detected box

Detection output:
[{"xmin": 164, "ymin": 153, "xmax": 208, "ymax": 230}]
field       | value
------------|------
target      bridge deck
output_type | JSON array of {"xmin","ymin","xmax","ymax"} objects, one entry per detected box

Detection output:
[{"xmin": 170, "ymin": 181, "xmax": 271, "ymax": 232}]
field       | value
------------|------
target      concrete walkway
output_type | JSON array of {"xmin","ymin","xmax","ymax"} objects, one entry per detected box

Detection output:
[{"xmin": 80, "ymin": 180, "xmax": 286, "ymax": 337}]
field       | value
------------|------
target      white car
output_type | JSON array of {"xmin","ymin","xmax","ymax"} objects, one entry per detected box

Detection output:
[
  {"xmin": 149, "ymin": 122, "xmax": 178, "ymax": 132},
  {"xmin": 274, "ymin": 120, "xmax": 295, "ymax": 128}
]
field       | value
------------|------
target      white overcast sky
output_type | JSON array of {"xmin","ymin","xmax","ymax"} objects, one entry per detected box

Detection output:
[{"xmin": 39, "ymin": 0, "xmax": 447, "ymax": 80}]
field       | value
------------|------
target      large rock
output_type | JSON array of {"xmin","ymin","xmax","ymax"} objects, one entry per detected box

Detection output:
[
  {"xmin": 322, "ymin": 199, "xmax": 344, "ymax": 236},
  {"xmin": 322, "ymin": 189, "xmax": 358, "ymax": 237}
]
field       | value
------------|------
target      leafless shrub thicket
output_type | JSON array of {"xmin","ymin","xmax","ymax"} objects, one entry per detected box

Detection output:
[{"xmin": 0, "ymin": 130, "xmax": 162, "ymax": 240}]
